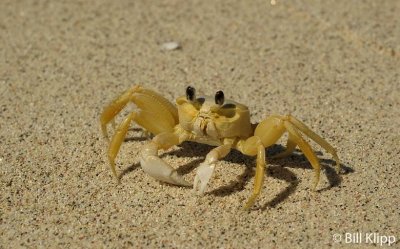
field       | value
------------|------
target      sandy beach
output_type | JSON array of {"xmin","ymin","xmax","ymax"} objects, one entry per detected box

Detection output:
[{"xmin": 1, "ymin": 0, "xmax": 399, "ymax": 248}]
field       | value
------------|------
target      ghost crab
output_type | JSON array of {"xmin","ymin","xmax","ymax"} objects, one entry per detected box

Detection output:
[{"xmin": 100, "ymin": 85, "xmax": 340, "ymax": 210}]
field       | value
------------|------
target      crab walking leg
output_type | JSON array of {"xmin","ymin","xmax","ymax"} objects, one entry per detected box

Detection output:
[
  {"xmin": 140, "ymin": 132, "xmax": 191, "ymax": 186},
  {"xmin": 270, "ymin": 133, "xmax": 297, "ymax": 159},
  {"xmin": 108, "ymin": 112, "xmax": 137, "ymax": 181},
  {"xmin": 243, "ymin": 144, "xmax": 266, "ymax": 210},
  {"xmin": 193, "ymin": 144, "xmax": 231, "ymax": 194},
  {"xmin": 100, "ymin": 85, "xmax": 179, "ymax": 139},
  {"xmin": 284, "ymin": 121, "xmax": 321, "ymax": 190},
  {"xmin": 288, "ymin": 116, "xmax": 340, "ymax": 173},
  {"xmin": 100, "ymin": 86, "xmax": 140, "ymax": 139}
]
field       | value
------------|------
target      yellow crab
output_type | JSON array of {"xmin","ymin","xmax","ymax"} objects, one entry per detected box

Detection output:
[{"xmin": 100, "ymin": 85, "xmax": 340, "ymax": 210}]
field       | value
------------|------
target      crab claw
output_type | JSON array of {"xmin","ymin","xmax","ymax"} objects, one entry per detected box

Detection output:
[
  {"xmin": 193, "ymin": 144, "xmax": 231, "ymax": 195},
  {"xmin": 193, "ymin": 162, "xmax": 215, "ymax": 194},
  {"xmin": 140, "ymin": 142, "xmax": 191, "ymax": 186},
  {"xmin": 140, "ymin": 156, "xmax": 191, "ymax": 186}
]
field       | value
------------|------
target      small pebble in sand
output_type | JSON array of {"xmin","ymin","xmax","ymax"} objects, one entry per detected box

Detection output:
[{"xmin": 161, "ymin": 41, "xmax": 181, "ymax": 51}]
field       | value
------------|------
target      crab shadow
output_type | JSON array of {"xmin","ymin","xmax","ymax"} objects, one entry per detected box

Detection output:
[
  {"xmin": 118, "ymin": 137, "xmax": 353, "ymax": 208},
  {"xmin": 268, "ymin": 144, "xmax": 353, "ymax": 188},
  {"xmin": 167, "ymin": 142, "xmax": 353, "ymax": 209},
  {"xmin": 118, "ymin": 162, "xmax": 141, "ymax": 181}
]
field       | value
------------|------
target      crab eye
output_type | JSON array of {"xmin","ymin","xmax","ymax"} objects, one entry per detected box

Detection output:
[
  {"xmin": 215, "ymin": 90, "xmax": 224, "ymax": 105},
  {"xmin": 186, "ymin": 86, "xmax": 196, "ymax": 101}
]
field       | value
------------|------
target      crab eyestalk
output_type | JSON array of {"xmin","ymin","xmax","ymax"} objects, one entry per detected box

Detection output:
[
  {"xmin": 215, "ymin": 90, "xmax": 224, "ymax": 105},
  {"xmin": 186, "ymin": 86, "xmax": 196, "ymax": 101}
]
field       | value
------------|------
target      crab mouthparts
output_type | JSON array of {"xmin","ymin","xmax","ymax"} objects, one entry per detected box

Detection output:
[
  {"xmin": 200, "ymin": 120, "xmax": 208, "ymax": 134},
  {"xmin": 193, "ymin": 117, "xmax": 218, "ymax": 138}
]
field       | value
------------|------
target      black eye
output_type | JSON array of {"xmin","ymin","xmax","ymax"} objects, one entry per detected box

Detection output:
[
  {"xmin": 186, "ymin": 86, "xmax": 196, "ymax": 101},
  {"xmin": 215, "ymin": 90, "xmax": 224, "ymax": 105}
]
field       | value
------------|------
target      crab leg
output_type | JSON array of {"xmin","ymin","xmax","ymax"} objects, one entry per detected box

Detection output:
[
  {"xmin": 236, "ymin": 136, "xmax": 267, "ymax": 210},
  {"xmin": 140, "ymin": 132, "xmax": 191, "ymax": 186},
  {"xmin": 267, "ymin": 115, "xmax": 340, "ymax": 172},
  {"xmin": 101, "ymin": 85, "xmax": 183, "ymax": 181},
  {"xmin": 100, "ymin": 85, "xmax": 179, "ymax": 139},
  {"xmin": 284, "ymin": 121, "xmax": 321, "ymax": 190},
  {"xmin": 193, "ymin": 144, "xmax": 231, "ymax": 194},
  {"xmin": 287, "ymin": 115, "xmax": 340, "ymax": 173},
  {"xmin": 101, "ymin": 86, "xmax": 141, "ymax": 139},
  {"xmin": 254, "ymin": 115, "xmax": 339, "ymax": 188},
  {"xmin": 243, "ymin": 143, "xmax": 266, "ymax": 210},
  {"xmin": 108, "ymin": 112, "xmax": 137, "ymax": 181},
  {"xmin": 270, "ymin": 133, "xmax": 296, "ymax": 159}
]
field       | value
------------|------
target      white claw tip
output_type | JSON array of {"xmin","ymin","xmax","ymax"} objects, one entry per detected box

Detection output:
[
  {"xmin": 193, "ymin": 163, "xmax": 215, "ymax": 194},
  {"xmin": 140, "ymin": 155, "xmax": 190, "ymax": 187}
]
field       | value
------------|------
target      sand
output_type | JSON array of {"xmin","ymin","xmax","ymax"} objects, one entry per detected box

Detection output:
[{"xmin": 1, "ymin": 0, "xmax": 399, "ymax": 248}]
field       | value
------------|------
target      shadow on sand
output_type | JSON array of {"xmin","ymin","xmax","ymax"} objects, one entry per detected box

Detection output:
[{"xmin": 116, "ymin": 138, "xmax": 353, "ymax": 210}]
